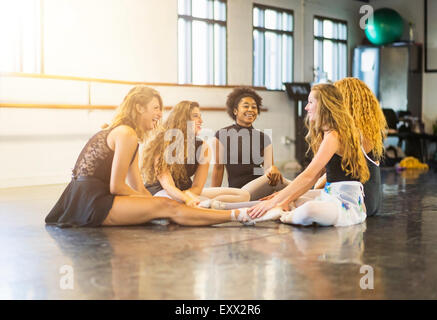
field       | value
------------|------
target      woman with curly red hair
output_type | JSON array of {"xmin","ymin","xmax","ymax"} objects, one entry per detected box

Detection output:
[{"xmin": 248, "ymin": 83, "xmax": 369, "ymax": 227}]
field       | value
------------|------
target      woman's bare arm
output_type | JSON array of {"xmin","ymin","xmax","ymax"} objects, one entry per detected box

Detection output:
[
  {"xmin": 211, "ymin": 137, "xmax": 225, "ymax": 187},
  {"xmin": 248, "ymin": 131, "xmax": 339, "ymax": 218},
  {"xmin": 189, "ymin": 142, "xmax": 211, "ymax": 195},
  {"xmin": 126, "ymin": 150, "xmax": 151, "ymax": 195},
  {"xmin": 109, "ymin": 126, "xmax": 149, "ymax": 196}
]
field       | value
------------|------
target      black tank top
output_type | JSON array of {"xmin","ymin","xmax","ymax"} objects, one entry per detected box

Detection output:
[
  {"xmin": 72, "ymin": 122, "xmax": 138, "ymax": 184},
  {"xmin": 325, "ymin": 151, "xmax": 381, "ymax": 215},
  {"xmin": 145, "ymin": 138, "xmax": 204, "ymax": 195},
  {"xmin": 214, "ymin": 123, "xmax": 272, "ymax": 188}
]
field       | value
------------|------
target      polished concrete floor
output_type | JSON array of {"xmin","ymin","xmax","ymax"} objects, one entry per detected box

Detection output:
[{"xmin": 1, "ymin": 168, "xmax": 437, "ymax": 299}]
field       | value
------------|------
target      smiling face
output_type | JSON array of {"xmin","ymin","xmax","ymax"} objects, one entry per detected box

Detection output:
[
  {"xmin": 234, "ymin": 96, "xmax": 258, "ymax": 127},
  {"xmin": 190, "ymin": 106, "xmax": 203, "ymax": 135},
  {"xmin": 138, "ymin": 96, "xmax": 162, "ymax": 131},
  {"xmin": 305, "ymin": 90, "xmax": 319, "ymax": 122}
]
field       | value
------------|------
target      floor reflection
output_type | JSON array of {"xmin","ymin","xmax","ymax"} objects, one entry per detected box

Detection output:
[{"xmin": 2, "ymin": 168, "xmax": 437, "ymax": 299}]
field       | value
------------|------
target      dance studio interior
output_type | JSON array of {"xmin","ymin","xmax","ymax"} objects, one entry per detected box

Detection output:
[{"xmin": 1, "ymin": 0, "xmax": 437, "ymax": 301}]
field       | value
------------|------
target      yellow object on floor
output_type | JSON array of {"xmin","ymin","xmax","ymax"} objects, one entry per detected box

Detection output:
[{"xmin": 399, "ymin": 157, "xmax": 429, "ymax": 170}]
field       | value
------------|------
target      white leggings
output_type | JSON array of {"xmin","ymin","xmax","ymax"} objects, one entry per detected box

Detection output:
[
  {"xmin": 282, "ymin": 182, "xmax": 366, "ymax": 227},
  {"xmin": 285, "ymin": 190, "xmax": 339, "ymax": 226}
]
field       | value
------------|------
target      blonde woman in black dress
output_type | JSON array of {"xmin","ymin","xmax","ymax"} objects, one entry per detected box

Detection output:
[{"xmin": 45, "ymin": 86, "xmax": 253, "ymax": 227}]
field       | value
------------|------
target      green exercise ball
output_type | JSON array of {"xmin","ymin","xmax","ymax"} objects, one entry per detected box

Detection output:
[{"xmin": 365, "ymin": 8, "xmax": 404, "ymax": 45}]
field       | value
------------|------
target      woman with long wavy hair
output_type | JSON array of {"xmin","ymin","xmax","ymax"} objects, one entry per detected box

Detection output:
[
  {"xmin": 45, "ymin": 86, "xmax": 253, "ymax": 227},
  {"xmin": 247, "ymin": 83, "xmax": 369, "ymax": 227},
  {"xmin": 142, "ymin": 100, "xmax": 250, "ymax": 208},
  {"xmin": 333, "ymin": 77, "xmax": 387, "ymax": 216}
]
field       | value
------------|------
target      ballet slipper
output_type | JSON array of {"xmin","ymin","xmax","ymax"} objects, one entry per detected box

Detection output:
[
  {"xmin": 280, "ymin": 210, "xmax": 294, "ymax": 224},
  {"xmin": 253, "ymin": 207, "xmax": 284, "ymax": 223},
  {"xmin": 211, "ymin": 199, "xmax": 227, "ymax": 210},
  {"xmin": 231, "ymin": 208, "xmax": 255, "ymax": 226},
  {"xmin": 198, "ymin": 199, "xmax": 212, "ymax": 208}
]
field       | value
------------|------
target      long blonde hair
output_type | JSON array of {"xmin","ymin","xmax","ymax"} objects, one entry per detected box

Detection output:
[
  {"xmin": 142, "ymin": 101, "xmax": 199, "ymax": 188},
  {"xmin": 306, "ymin": 83, "xmax": 370, "ymax": 183},
  {"xmin": 106, "ymin": 85, "xmax": 163, "ymax": 139},
  {"xmin": 334, "ymin": 77, "xmax": 387, "ymax": 161}
]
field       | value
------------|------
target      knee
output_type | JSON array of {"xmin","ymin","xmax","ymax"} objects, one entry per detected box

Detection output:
[
  {"xmin": 154, "ymin": 197, "xmax": 182, "ymax": 217},
  {"xmin": 299, "ymin": 202, "xmax": 319, "ymax": 217},
  {"xmin": 241, "ymin": 189, "xmax": 250, "ymax": 202}
]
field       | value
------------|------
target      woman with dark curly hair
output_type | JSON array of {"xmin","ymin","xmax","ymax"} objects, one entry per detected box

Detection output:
[{"xmin": 211, "ymin": 86, "xmax": 291, "ymax": 201}]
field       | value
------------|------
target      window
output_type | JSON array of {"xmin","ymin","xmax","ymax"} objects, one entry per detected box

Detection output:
[
  {"xmin": 313, "ymin": 16, "xmax": 347, "ymax": 82},
  {"xmin": 0, "ymin": 0, "xmax": 41, "ymax": 73},
  {"xmin": 178, "ymin": 0, "xmax": 226, "ymax": 85},
  {"xmin": 253, "ymin": 4, "xmax": 293, "ymax": 90}
]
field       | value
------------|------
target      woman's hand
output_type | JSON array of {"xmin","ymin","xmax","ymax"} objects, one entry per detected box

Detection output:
[
  {"xmin": 266, "ymin": 165, "xmax": 283, "ymax": 186},
  {"xmin": 183, "ymin": 190, "xmax": 200, "ymax": 207},
  {"xmin": 248, "ymin": 198, "xmax": 278, "ymax": 219},
  {"xmin": 259, "ymin": 191, "xmax": 279, "ymax": 201},
  {"xmin": 278, "ymin": 200, "xmax": 295, "ymax": 211}
]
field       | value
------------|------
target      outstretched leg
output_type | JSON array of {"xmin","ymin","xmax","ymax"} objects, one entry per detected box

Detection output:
[
  {"xmin": 242, "ymin": 175, "xmax": 291, "ymax": 200},
  {"xmin": 281, "ymin": 200, "xmax": 339, "ymax": 226},
  {"xmin": 102, "ymin": 195, "xmax": 246, "ymax": 226},
  {"xmin": 201, "ymin": 187, "xmax": 250, "ymax": 202}
]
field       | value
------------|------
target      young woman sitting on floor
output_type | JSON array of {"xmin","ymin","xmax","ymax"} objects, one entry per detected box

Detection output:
[
  {"xmin": 247, "ymin": 83, "xmax": 370, "ymax": 227},
  {"xmin": 142, "ymin": 100, "xmax": 250, "ymax": 209}
]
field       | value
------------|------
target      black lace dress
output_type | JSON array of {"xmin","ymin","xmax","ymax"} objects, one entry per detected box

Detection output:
[{"xmin": 45, "ymin": 124, "xmax": 138, "ymax": 227}]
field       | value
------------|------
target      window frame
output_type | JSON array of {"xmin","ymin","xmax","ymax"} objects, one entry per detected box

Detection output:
[
  {"xmin": 177, "ymin": 0, "xmax": 228, "ymax": 85},
  {"xmin": 313, "ymin": 15, "xmax": 348, "ymax": 82},
  {"xmin": 252, "ymin": 3, "xmax": 294, "ymax": 91}
]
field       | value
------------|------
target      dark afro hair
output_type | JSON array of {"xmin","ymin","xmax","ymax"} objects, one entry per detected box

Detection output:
[{"xmin": 226, "ymin": 86, "xmax": 262, "ymax": 120}]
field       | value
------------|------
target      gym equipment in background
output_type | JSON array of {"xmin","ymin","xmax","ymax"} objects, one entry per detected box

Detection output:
[{"xmin": 365, "ymin": 8, "xmax": 404, "ymax": 45}]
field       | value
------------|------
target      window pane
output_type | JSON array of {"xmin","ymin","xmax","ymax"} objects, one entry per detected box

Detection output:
[
  {"xmin": 253, "ymin": 6, "xmax": 263, "ymax": 27},
  {"xmin": 282, "ymin": 12, "xmax": 293, "ymax": 32},
  {"xmin": 332, "ymin": 22, "xmax": 339, "ymax": 40},
  {"xmin": 265, "ymin": 9, "xmax": 280, "ymax": 30},
  {"xmin": 178, "ymin": 18, "xmax": 192, "ymax": 84},
  {"xmin": 340, "ymin": 23, "xmax": 347, "ymax": 40},
  {"xmin": 323, "ymin": 19, "xmax": 333, "ymax": 38},
  {"xmin": 314, "ymin": 18, "xmax": 323, "ymax": 37},
  {"xmin": 253, "ymin": 29, "xmax": 264, "ymax": 86},
  {"xmin": 323, "ymin": 39, "xmax": 333, "ymax": 81},
  {"xmin": 214, "ymin": 0, "xmax": 226, "ymax": 21},
  {"xmin": 282, "ymin": 35, "xmax": 293, "ymax": 84},
  {"xmin": 314, "ymin": 39, "xmax": 325, "ymax": 81},
  {"xmin": 178, "ymin": 1, "xmax": 227, "ymax": 85},
  {"xmin": 332, "ymin": 41, "xmax": 339, "ymax": 81},
  {"xmin": 265, "ymin": 31, "xmax": 281, "ymax": 89},
  {"xmin": 214, "ymin": 23, "xmax": 226, "ymax": 85},
  {"xmin": 339, "ymin": 43, "xmax": 347, "ymax": 79},
  {"xmin": 192, "ymin": 0, "xmax": 213, "ymax": 19},
  {"xmin": 178, "ymin": 0, "xmax": 191, "ymax": 15},
  {"xmin": 192, "ymin": 20, "xmax": 213, "ymax": 84}
]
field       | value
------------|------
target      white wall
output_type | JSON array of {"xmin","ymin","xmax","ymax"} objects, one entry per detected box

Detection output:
[{"xmin": 0, "ymin": 0, "xmax": 365, "ymax": 188}]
